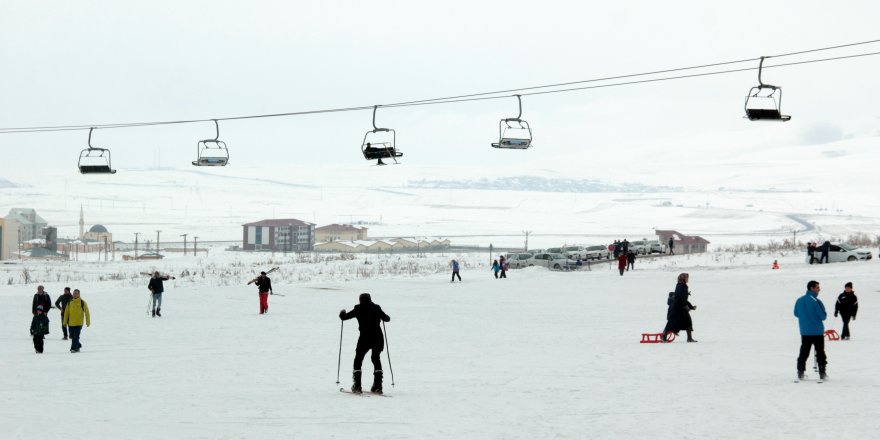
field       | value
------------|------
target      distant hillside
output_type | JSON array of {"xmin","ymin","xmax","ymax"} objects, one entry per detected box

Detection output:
[
  {"xmin": 407, "ymin": 176, "xmax": 682, "ymax": 193},
  {"xmin": 0, "ymin": 178, "xmax": 19, "ymax": 188}
]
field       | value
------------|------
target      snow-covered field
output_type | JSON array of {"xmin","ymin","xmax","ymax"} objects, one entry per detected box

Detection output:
[
  {"xmin": 1, "ymin": 249, "xmax": 878, "ymax": 439},
  {"xmin": 2, "ymin": 133, "xmax": 880, "ymax": 438}
]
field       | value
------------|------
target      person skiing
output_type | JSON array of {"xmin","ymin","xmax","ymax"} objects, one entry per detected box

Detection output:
[
  {"xmin": 148, "ymin": 271, "xmax": 175, "ymax": 317},
  {"xmin": 450, "ymin": 259, "xmax": 461, "ymax": 282},
  {"xmin": 617, "ymin": 252, "xmax": 627, "ymax": 276},
  {"xmin": 491, "ymin": 259, "xmax": 500, "ymax": 279},
  {"xmin": 63, "ymin": 289, "xmax": 90, "ymax": 353},
  {"xmin": 54, "ymin": 287, "xmax": 73, "ymax": 340},
  {"xmin": 834, "ymin": 282, "xmax": 858, "ymax": 340},
  {"xmin": 32, "ymin": 285, "xmax": 52, "ymax": 316},
  {"xmin": 794, "ymin": 280, "xmax": 827, "ymax": 380},
  {"xmin": 339, "ymin": 293, "xmax": 391, "ymax": 394},
  {"xmin": 31, "ymin": 305, "xmax": 50, "ymax": 353},
  {"xmin": 663, "ymin": 273, "xmax": 697, "ymax": 342},
  {"xmin": 248, "ymin": 271, "xmax": 273, "ymax": 314}
]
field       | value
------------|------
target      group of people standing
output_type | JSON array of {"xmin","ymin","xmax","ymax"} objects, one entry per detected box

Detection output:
[
  {"xmin": 29, "ymin": 285, "xmax": 91, "ymax": 354},
  {"xmin": 806, "ymin": 241, "xmax": 832, "ymax": 264}
]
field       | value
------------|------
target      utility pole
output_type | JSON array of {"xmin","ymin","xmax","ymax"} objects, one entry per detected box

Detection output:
[
  {"xmin": 523, "ymin": 230, "xmax": 532, "ymax": 252},
  {"xmin": 104, "ymin": 236, "xmax": 108, "ymax": 261},
  {"xmin": 17, "ymin": 228, "xmax": 21, "ymax": 260},
  {"xmin": 134, "ymin": 232, "xmax": 140, "ymax": 260},
  {"xmin": 193, "ymin": 236, "xmax": 198, "ymax": 256},
  {"xmin": 156, "ymin": 230, "xmax": 161, "ymax": 256},
  {"xmin": 180, "ymin": 234, "xmax": 188, "ymax": 256}
]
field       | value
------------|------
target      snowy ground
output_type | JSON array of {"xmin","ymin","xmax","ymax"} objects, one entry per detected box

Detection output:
[{"xmin": 1, "ymin": 250, "xmax": 878, "ymax": 439}]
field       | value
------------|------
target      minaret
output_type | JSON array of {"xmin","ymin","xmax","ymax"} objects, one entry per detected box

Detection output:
[{"xmin": 79, "ymin": 205, "xmax": 85, "ymax": 239}]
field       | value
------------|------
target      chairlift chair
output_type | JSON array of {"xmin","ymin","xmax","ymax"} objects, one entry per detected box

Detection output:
[
  {"xmin": 491, "ymin": 95, "xmax": 533, "ymax": 149},
  {"xmin": 361, "ymin": 106, "xmax": 402, "ymax": 165},
  {"xmin": 744, "ymin": 56, "xmax": 791, "ymax": 121},
  {"xmin": 193, "ymin": 119, "xmax": 230, "ymax": 166},
  {"xmin": 78, "ymin": 128, "xmax": 117, "ymax": 174}
]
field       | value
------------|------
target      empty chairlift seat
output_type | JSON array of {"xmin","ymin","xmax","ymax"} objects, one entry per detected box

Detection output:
[
  {"xmin": 78, "ymin": 128, "xmax": 117, "ymax": 174},
  {"xmin": 193, "ymin": 120, "xmax": 230, "ymax": 166}
]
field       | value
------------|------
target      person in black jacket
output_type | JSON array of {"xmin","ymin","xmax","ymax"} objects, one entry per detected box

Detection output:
[
  {"xmin": 54, "ymin": 287, "xmax": 73, "ymax": 340},
  {"xmin": 819, "ymin": 241, "xmax": 831, "ymax": 264},
  {"xmin": 626, "ymin": 250, "xmax": 636, "ymax": 271},
  {"xmin": 148, "ymin": 272, "xmax": 175, "ymax": 317},
  {"xmin": 663, "ymin": 273, "xmax": 697, "ymax": 342},
  {"xmin": 247, "ymin": 271, "xmax": 273, "ymax": 314},
  {"xmin": 32, "ymin": 285, "xmax": 52, "ymax": 316},
  {"xmin": 31, "ymin": 305, "xmax": 50, "ymax": 353},
  {"xmin": 835, "ymin": 282, "xmax": 859, "ymax": 340},
  {"xmin": 339, "ymin": 293, "xmax": 391, "ymax": 394}
]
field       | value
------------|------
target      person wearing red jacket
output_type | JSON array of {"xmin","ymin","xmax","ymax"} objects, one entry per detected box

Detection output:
[{"xmin": 617, "ymin": 252, "xmax": 627, "ymax": 276}]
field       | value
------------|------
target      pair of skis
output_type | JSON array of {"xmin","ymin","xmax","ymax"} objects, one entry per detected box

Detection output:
[
  {"xmin": 339, "ymin": 388, "xmax": 392, "ymax": 397},
  {"xmin": 249, "ymin": 267, "xmax": 284, "ymax": 295}
]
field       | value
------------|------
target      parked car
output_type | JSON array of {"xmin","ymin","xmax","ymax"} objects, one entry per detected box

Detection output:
[
  {"xmin": 582, "ymin": 245, "xmax": 610, "ymax": 260},
  {"xmin": 561, "ymin": 246, "xmax": 586, "ymax": 259},
  {"xmin": 528, "ymin": 249, "xmax": 546, "ymax": 255},
  {"xmin": 505, "ymin": 252, "xmax": 534, "ymax": 269},
  {"xmin": 805, "ymin": 243, "xmax": 873, "ymax": 264},
  {"xmin": 526, "ymin": 253, "xmax": 579, "ymax": 270},
  {"xmin": 628, "ymin": 240, "xmax": 649, "ymax": 255},
  {"xmin": 546, "ymin": 247, "xmax": 565, "ymax": 255},
  {"xmin": 648, "ymin": 240, "xmax": 666, "ymax": 254}
]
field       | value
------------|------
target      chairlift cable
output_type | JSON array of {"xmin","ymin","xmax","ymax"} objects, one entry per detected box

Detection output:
[{"xmin": 1, "ymin": 39, "xmax": 880, "ymax": 135}]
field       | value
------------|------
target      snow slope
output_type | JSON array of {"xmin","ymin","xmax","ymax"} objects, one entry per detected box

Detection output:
[{"xmin": 1, "ymin": 251, "xmax": 877, "ymax": 439}]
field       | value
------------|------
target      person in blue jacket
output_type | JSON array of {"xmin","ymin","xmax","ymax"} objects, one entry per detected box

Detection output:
[
  {"xmin": 450, "ymin": 259, "xmax": 462, "ymax": 282},
  {"xmin": 794, "ymin": 280, "xmax": 828, "ymax": 380}
]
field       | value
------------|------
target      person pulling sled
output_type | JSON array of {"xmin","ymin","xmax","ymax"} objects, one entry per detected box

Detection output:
[{"xmin": 339, "ymin": 293, "xmax": 391, "ymax": 394}]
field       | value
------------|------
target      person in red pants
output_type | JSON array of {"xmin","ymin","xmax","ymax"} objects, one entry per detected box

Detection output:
[{"xmin": 248, "ymin": 271, "xmax": 273, "ymax": 314}]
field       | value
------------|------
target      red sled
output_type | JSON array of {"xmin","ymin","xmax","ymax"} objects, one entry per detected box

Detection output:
[
  {"xmin": 824, "ymin": 329, "xmax": 840, "ymax": 341},
  {"xmin": 641, "ymin": 332, "xmax": 675, "ymax": 343}
]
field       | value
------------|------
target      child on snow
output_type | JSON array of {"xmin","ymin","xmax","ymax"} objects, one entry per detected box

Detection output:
[
  {"xmin": 30, "ymin": 305, "xmax": 50, "ymax": 353},
  {"xmin": 491, "ymin": 259, "xmax": 500, "ymax": 279},
  {"xmin": 772, "ymin": 260, "xmax": 780, "ymax": 269}
]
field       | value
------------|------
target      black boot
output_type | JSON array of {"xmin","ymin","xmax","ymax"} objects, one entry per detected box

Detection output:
[
  {"xmin": 371, "ymin": 370, "xmax": 383, "ymax": 394},
  {"xmin": 156, "ymin": 307, "xmax": 161, "ymax": 317},
  {"xmin": 351, "ymin": 370, "xmax": 362, "ymax": 393},
  {"xmin": 798, "ymin": 370, "xmax": 805, "ymax": 380},
  {"xmin": 151, "ymin": 309, "xmax": 156, "ymax": 317}
]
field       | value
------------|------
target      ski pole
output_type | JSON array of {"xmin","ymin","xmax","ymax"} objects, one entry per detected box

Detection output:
[
  {"xmin": 336, "ymin": 320, "xmax": 344, "ymax": 386},
  {"xmin": 383, "ymin": 320, "xmax": 395, "ymax": 388}
]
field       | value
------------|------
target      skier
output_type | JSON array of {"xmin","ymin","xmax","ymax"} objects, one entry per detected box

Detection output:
[
  {"xmin": 794, "ymin": 280, "xmax": 827, "ymax": 380},
  {"xmin": 617, "ymin": 252, "xmax": 627, "ymax": 276},
  {"xmin": 339, "ymin": 293, "xmax": 391, "ymax": 394},
  {"xmin": 30, "ymin": 305, "xmax": 50, "ymax": 353},
  {"xmin": 247, "ymin": 271, "xmax": 273, "ymax": 314},
  {"xmin": 63, "ymin": 289, "xmax": 90, "ymax": 353},
  {"xmin": 834, "ymin": 282, "xmax": 858, "ymax": 340},
  {"xmin": 148, "ymin": 271, "xmax": 175, "ymax": 317},
  {"xmin": 450, "ymin": 259, "xmax": 462, "ymax": 282},
  {"xmin": 663, "ymin": 273, "xmax": 697, "ymax": 342},
  {"xmin": 54, "ymin": 287, "xmax": 73, "ymax": 340},
  {"xmin": 491, "ymin": 259, "xmax": 500, "ymax": 279},
  {"xmin": 32, "ymin": 285, "xmax": 52, "ymax": 316}
]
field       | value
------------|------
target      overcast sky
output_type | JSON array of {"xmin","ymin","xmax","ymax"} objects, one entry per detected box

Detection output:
[{"xmin": 2, "ymin": 0, "xmax": 879, "ymax": 173}]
